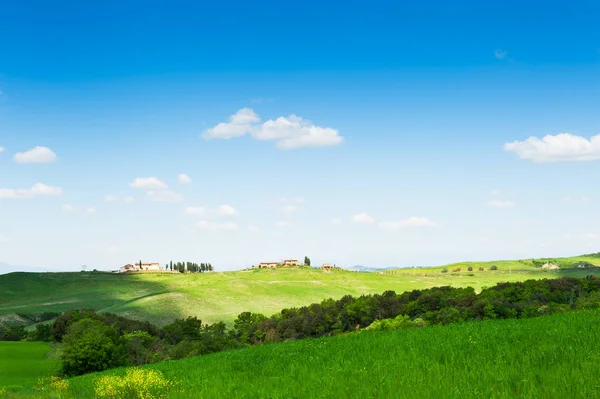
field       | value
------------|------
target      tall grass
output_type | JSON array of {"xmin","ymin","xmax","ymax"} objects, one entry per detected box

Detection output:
[{"xmin": 61, "ymin": 310, "xmax": 600, "ymax": 398}]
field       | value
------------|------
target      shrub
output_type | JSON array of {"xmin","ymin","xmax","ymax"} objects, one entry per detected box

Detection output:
[
  {"xmin": 95, "ymin": 368, "xmax": 174, "ymax": 399},
  {"xmin": 60, "ymin": 319, "xmax": 126, "ymax": 376},
  {"xmin": 34, "ymin": 376, "xmax": 69, "ymax": 397},
  {"xmin": 479, "ymin": 267, "xmax": 484, "ymax": 271},
  {"xmin": 27, "ymin": 323, "xmax": 53, "ymax": 342},
  {"xmin": 441, "ymin": 269, "xmax": 448, "ymax": 273},
  {"xmin": 490, "ymin": 265, "xmax": 498, "ymax": 271},
  {"xmin": 467, "ymin": 266, "xmax": 473, "ymax": 272},
  {"xmin": 454, "ymin": 268, "xmax": 461, "ymax": 273},
  {"xmin": 366, "ymin": 315, "xmax": 423, "ymax": 331}
]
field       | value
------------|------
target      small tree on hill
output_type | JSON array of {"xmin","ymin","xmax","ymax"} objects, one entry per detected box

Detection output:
[
  {"xmin": 490, "ymin": 265, "xmax": 498, "ymax": 271},
  {"xmin": 304, "ymin": 256, "xmax": 311, "ymax": 266},
  {"xmin": 467, "ymin": 266, "xmax": 473, "ymax": 272}
]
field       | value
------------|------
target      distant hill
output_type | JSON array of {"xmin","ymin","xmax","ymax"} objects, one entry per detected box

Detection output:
[
  {"xmin": 343, "ymin": 265, "xmax": 406, "ymax": 272},
  {"xmin": 0, "ymin": 262, "xmax": 49, "ymax": 275}
]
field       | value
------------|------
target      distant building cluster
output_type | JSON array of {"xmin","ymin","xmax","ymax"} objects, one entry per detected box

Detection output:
[
  {"xmin": 253, "ymin": 259, "xmax": 337, "ymax": 271},
  {"xmin": 119, "ymin": 262, "xmax": 164, "ymax": 273}
]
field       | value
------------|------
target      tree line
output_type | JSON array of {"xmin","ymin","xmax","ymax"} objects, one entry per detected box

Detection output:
[
  {"xmin": 165, "ymin": 261, "xmax": 213, "ymax": 273},
  {"xmin": 5, "ymin": 275, "xmax": 600, "ymax": 377}
]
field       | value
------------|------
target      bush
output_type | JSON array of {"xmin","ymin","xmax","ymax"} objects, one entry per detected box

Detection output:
[
  {"xmin": 490, "ymin": 265, "xmax": 498, "ymax": 271},
  {"xmin": 95, "ymin": 368, "xmax": 174, "ymax": 399},
  {"xmin": 454, "ymin": 268, "xmax": 461, "ymax": 273},
  {"xmin": 27, "ymin": 323, "xmax": 53, "ymax": 342},
  {"xmin": 366, "ymin": 315, "xmax": 424, "ymax": 331},
  {"xmin": 479, "ymin": 267, "xmax": 484, "ymax": 271},
  {"xmin": 467, "ymin": 266, "xmax": 473, "ymax": 272},
  {"xmin": 34, "ymin": 376, "xmax": 69, "ymax": 397},
  {"xmin": 0, "ymin": 325, "xmax": 26, "ymax": 341},
  {"xmin": 60, "ymin": 319, "xmax": 126, "ymax": 376},
  {"xmin": 441, "ymin": 269, "xmax": 448, "ymax": 274}
]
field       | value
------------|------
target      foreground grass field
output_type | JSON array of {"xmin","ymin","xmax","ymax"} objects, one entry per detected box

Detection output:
[
  {"xmin": 0, "ymin": 342, "xmax": 59, "ymax": 394},
  {"xmin": 2, "ymin": 253, "xmax": 600, "ymax": 327},
  {"xmin": 21, "ymin": 309, "xmax": 595, "ymax": 398}
]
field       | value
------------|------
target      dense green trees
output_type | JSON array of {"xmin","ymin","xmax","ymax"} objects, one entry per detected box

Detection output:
[
  {"xmin": 162, "ymin": 261, "xmax": 214, "ymax": 273},
  {"xmin": 60, "ymin": 319, "xmax": 126, "ymax": 376}
]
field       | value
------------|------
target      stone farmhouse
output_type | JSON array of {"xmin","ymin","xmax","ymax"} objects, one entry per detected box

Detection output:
[
  {"xmin": 120, "ymin": 262, "xmax": 162, "ymax": 273},
  {"xmin": 320, "ymin": 263, "xmax": 334, "ymax": 271},
  {"xmin": 283, "ymin": 259, "xmax": 300, "ymax": 266},
  {"xmin": 254, "ymin": 259, "xmax": 301, "ymax": 269}
]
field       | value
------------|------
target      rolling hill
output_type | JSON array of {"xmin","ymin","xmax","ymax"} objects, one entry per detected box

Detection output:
[{"xmin": 1, "ymin": 253, "xmax": 599, "ymax": 328}]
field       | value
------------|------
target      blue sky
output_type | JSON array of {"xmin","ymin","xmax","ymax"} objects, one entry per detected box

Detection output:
[{"xmin": 1, "ymin": 1, "xmax": 600, "ymax": 272}]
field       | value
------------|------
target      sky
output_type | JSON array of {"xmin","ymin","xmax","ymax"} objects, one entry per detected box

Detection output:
[{"xmin": 1, "ymin": 0, "xmax": 600, "ymax": 272}]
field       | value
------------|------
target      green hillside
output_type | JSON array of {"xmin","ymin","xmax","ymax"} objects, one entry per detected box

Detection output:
[
  {"xmin": 7, "ymin": 309, "xmax": 597, "ymax": 398},
  {"xmin": 1, "ymin": 253, "xmax": 599, "ymax": 328},
  {"xmin": 0, "ymin": 342, "xmax": 59, "ymax": 393}
]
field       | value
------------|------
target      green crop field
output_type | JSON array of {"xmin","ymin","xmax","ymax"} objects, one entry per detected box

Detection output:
[
  {"xmin": 1, "ymin": 253, "xmax": 600, "ymax": 328},
  {"xmin": 5, "ymin": 309, "xmax": 596, "ymax": 398},
  {"xmin": 0, "ymin": 342, "xmax": 59, "ymax": 394}
]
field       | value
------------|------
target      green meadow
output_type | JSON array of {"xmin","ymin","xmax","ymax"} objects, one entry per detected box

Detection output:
[
  {"xmin": 4, "ymin": 309, "xmax": 598, "ymax": 398},
  {"xmin": 0, "ymin": 342, "xmax": 59, "ymax": 394},
  {"xmin": 2, "ymin": 253, "xmax": 600, "ymax": 328}
]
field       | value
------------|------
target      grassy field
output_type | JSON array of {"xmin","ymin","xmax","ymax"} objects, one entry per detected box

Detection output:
[
  {"xmin": 6, "ymin": 309, "xmax": 592, "ymax": 398},
  {"xmin": 2, "ymin": 253, "xmax": 600, "ymax": 328},
  {"xmin": 0, "ymin": 342, "xmax": 59, "ymax": 394}
]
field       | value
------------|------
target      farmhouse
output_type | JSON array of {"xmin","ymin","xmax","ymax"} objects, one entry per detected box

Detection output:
[
  {"xmin": 256, "ymin": 262, "xmax": 279, "ymax": 269},
  {"xmin": 283, "ymin": 259, "xmax": 300, "ymax": 266},
  {"xmin": 120, "ymin": 262, "xmax": 162, "ymax": 273},
  {"xmin": 320, "ymin": 263, "xmax": 334, "ymax": 271}
]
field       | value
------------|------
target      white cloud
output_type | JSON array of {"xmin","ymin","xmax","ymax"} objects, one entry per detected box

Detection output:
[
  {"xmin": 62, "ymin": 204, "xmax": 75, "ymax": 212},
  {"xmin": 105, "ymin": 195, "xmax": 135, "ymax": 203},
  {"xmin": 178, "ymin": 174, "xmax": 192, "ymax": 184},
  {"xmin": 202, "ymin": 108, "xmax": 259, "ymax": 139},
  {"xmin": 584, "ymin": 233, "xmax": 600, "ymax": 240},
  {"xmin": 217, "ymin": 204, "xmax": 238, "ymax": 217},
  {"xmin": 0, "ymin": 146, "xmax": 4, "ymax": 153},
  {"xmin": 478, "ymin": 237, "xmax": 490, "ymax": 243},
  {"xmin": 184, "ymin": 206, "xmax": 207, "ymax": 217},
  {"xmin": 494, "ymin": 49, "xmax": 508, "ymax": 59},
  {"xmin": 378, "ymin": 217, "xmax": 439, "ymax": 232},
  {"xmin": 145, "ymin": 190, "xmax": 183, "ymax": 203},
  {"xmin": 487, "ymin": 200, "xmax": 516, "ymax": 208},
  {"xmin": 13, "ymin": 146, "xmax": 57, "ymax": 164},
  {"xmin": 281, "ymin": 205, "xmax": 297, "ymax": 214},
  {"xmin": 130, "ymin": 177, "xmax": 168, "ymax": 190},
  {"xmin": 247, "ymin": 225, "xmax": 260, "ymax": 231},
  {"xmin": 0, "ymin": 235, "xmax": 8, "ymax": 242},
  {"xmin": 504, "ymin": 133, "xmax": 600, "ymax": 162},
  {"xmin": 490, "ymin": 189, "xmax": 500, "ymax": 196},
  {"xmin": 352, "ymin": 213, "xmax": 375, "ymax": 223},
  {"xmin": 85, "ymin": 207, "xmax": 97, "ymax": 214},
  {"xmin": 197, "ymin": 221, "xmax": 239, "ymax": 231},
  {"xmin": 0, "ymin": 183, "xmax": 62, "ymax": 199},
  {"xmin": 276, "ymin": 221, "xmax": 292, "ymax": 228},
  {"xmin": 253, "ymin": 115, "xmax": 343, "ymax": 149},
  {"xmin": 330, "ymin": 218, "xmax": 342, "ymax": 225},
  {"xmin": 203, "ymin": 109, "xmax": 343, "ymax": 149}
]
